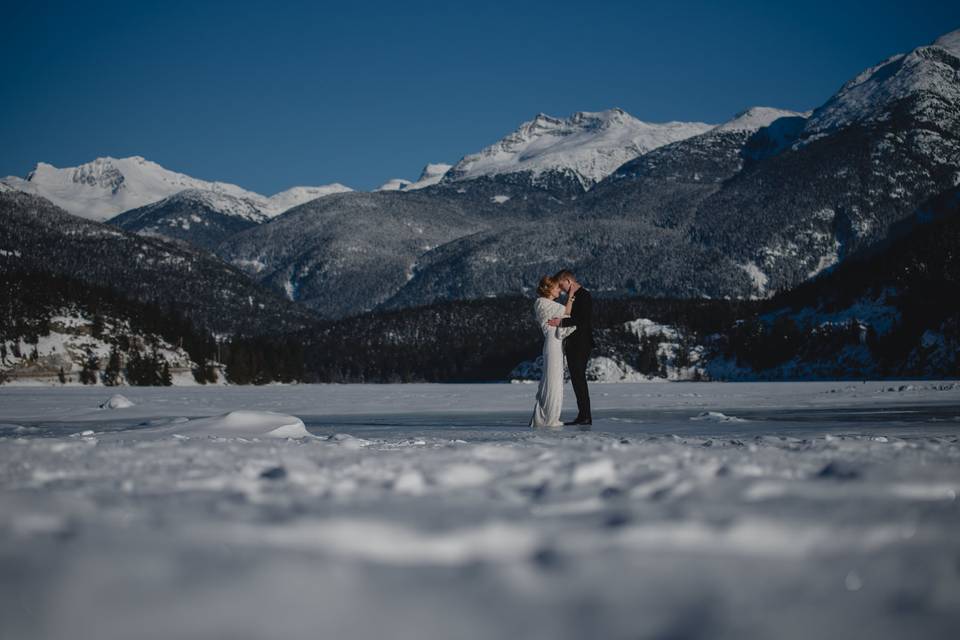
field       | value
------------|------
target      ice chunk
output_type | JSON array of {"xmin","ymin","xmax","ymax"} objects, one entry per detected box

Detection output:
[
  {"xmin": 326, "ymin": 433, "xmax": 371, "ymax": 448},
  {"xmin": 173, "ymin": 411, "xmax": 311, "ymax": 438},
  {"xmin": 690, "ymin": 411, "xmax": 747, "ymax": 423},
  {"xmin": 100, "ymin": 394, "xmax": 135, "ymax": 409}
]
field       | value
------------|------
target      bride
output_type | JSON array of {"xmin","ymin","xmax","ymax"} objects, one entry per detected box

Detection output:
[{"xmin": 530, "ymin": 275, "xmax": 578, "ymax": 428}]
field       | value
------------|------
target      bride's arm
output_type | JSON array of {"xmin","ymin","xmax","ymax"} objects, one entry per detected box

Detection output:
[{"xmin": 534, "ymin": 300, "xmax": 554, "ymax": 334}]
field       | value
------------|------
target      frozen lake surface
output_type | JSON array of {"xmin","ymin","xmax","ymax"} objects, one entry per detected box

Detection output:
[{"xmin": 1, "ymin": 381, "xmax": 959, "ymax": 639}]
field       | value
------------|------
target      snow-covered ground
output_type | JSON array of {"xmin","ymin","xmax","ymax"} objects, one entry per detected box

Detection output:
[{"xmin": 1, "ymin": 382, "xmax": 959, "ymax": 640}]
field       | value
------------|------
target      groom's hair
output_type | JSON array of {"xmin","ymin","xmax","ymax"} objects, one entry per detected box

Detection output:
[{"xmin": 554, "ymin": 269, "xmax": 575, "ymax": 281}]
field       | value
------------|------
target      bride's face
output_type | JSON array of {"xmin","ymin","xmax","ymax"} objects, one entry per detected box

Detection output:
[{"xmin": 549, "ymin": 283, "xmax": 561, "ymax": 299}]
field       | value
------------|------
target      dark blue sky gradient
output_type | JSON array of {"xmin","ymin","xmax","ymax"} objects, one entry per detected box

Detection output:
[{"xmin": 2, "ymin": 0, "xmax": 959, "ymax": 192}]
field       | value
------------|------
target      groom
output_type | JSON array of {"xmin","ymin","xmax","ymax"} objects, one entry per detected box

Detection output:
[{"xmin": 547, "ymin": 269, "xmax": 594, "ymax": 426}]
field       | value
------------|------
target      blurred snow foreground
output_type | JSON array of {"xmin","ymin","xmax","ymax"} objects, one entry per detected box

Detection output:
[{"xmin": 1, "ymin": 382, "xmax": 959, "ymax": 640}]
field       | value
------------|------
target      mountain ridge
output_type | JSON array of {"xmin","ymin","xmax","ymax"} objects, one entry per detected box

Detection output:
[{"xmin": 1, "ymin": 155, "xmax": 352, "ymax": 222}]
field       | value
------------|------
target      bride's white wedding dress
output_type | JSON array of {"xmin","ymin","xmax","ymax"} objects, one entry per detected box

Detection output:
[{"xmin": 530, "ymin": 297, "xmax": 576, "ymax": 428}]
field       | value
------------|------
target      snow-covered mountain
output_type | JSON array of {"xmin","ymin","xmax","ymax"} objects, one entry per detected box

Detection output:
[
  {"xmin": 805, "ymin": 28, "xmax": 960, "ymax": 134},
  {"xmin": 0, "ymin": 156, "xmax": 351, "ymax": 221},
  {"xmin": 609, "ymin": 106, "xmax": 808, "ymax": 184},
  {"xmin": 443, "ymin": 108, "xmax": 713, "ymax": 190},
  {"xmin": 377, "ymin": 163, "xmax": 452, "ymax": 192}
]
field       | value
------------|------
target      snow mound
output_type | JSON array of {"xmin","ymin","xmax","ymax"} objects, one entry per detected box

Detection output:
[
  {"xmin": 586, "ymin": 356, "xmax": 647, "ymax": 382},
  {"xmin": 100, "ymin": 394, "xmax": 135, "ymax": 409},
  {"xmin": 175, "ymin": 411, "xmax": 310, "ymax": 438},
  {"xmin": 690, "ymin": 411, "xmax": 747, "ymax": 423}
]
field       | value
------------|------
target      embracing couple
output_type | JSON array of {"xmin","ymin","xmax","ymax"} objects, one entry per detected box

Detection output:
[{"xmin": 530, "ymin": 269, "xmax": 594, "ymax": 429}]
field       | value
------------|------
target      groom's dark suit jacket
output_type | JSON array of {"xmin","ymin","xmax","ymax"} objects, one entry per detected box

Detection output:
[{"xmin": 559, "ymin": 288, "xmax": 595, "ymax": 352}]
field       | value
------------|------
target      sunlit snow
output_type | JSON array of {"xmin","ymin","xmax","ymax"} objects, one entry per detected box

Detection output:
[{"xmin": 1, "ymin": 382, "xmax": 958, "ymax": 639}]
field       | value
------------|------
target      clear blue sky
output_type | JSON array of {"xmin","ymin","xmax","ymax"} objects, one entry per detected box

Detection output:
[{"xmin": 2, "ymin": 0, "xmax": 958, "ymax": 193}]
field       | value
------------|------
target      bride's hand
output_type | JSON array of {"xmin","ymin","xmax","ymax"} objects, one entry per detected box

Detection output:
[
  {"xmin": 547, "ymin": 317, "xmax": 562, "ymax": 327},
  {"xmin": 568, "ymin": 282, "xmax": 580, "ymax": 296}
]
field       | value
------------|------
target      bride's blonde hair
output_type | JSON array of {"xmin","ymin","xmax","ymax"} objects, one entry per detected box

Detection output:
[{"xmin": 537, "ymin": 275, "xmax": 558, "ymax": 298}]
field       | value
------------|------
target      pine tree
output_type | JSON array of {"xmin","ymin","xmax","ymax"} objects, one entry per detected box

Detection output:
[
  {"xmin": 91, "ymin": 314, "xmax": 105, "ymax": 339},
  {"xmin": 102, "ymin": 345, "xmax": 123, "ymax": 386},
  {"xmin": 79, "ymin": 352, "xmax": 99, "ymax": 385}
]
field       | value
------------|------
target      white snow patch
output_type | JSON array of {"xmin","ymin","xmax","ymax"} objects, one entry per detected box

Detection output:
[
  {"xmin": 572, "ymin": 458, "xmax": 617, "ymax": 485},
  {"xmin": 434, "ymin": 463, "xmax": 493, "ymax": 488},
  {"xmin": 739, "ymin": 261, "xmax": 769, "ymax": 296}
]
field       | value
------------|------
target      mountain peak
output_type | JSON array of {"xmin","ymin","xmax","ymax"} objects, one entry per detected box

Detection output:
[
  {"xmin": 375, "ymin": 163, "xmax": 452, "ymax": 192},
  {"xmin": 933, "ymin": 28, "xmax": 960, "ymax": 56},
  {"xmin": 715, "ymin": 106, "xmax": 809, "ymax": 133},
  {"xmin": 415, "ymin": 163, "xmax": 452, "ymax": 183},
  {"xmin": 446, "ymin": 108, "xmax": 714, "ymax": 189},
  {"xmin": 2, "ymin": 156, "xmax": 352, "ymax": 221},
  {"xmin": 375, "ymin": 178, "xmax": 413, "ymax": 192},
  {"xmin": 805, "ymin": 29, "xmax": 960, "ymax": 134}
]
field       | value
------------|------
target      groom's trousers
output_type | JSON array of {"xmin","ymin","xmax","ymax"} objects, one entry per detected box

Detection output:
[{"xmin": 566, "ymin": 346, "xmax": 592, "ymax": 420}]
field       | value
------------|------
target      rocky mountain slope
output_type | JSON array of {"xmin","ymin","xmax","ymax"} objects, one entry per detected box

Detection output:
[
  {"xmin": 215, "ymin": 190, "xmax": 491, "ymax": 318},
  {"xmin": 0, "ymin": 191, "xmax": 315, "ymax": 336}
]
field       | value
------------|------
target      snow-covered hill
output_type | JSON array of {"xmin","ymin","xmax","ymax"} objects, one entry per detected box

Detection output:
[
  {"xmin": 0, "ymin": 310, "xmax": 207, "ymax": 386},
  {"xmin": 0, "ymin": 156, "xmax": 351, "ymax": 221},
  {"xmin": 108, "ymin": 189, "xmax": 267, "ymax": 250},
  {"xmin": 443, "ymin": 108, "xmax": 714, "ymax": 190}
]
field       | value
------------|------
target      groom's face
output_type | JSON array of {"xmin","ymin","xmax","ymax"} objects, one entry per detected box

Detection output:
[{"xmin": 558, "ymin": 278, "xmax": 571, "ymax": 293}]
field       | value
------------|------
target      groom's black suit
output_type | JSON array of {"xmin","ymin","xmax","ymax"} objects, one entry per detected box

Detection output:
[{"xmin": 559, "ymin": 287, "xmax": 594, "ymax": 422}]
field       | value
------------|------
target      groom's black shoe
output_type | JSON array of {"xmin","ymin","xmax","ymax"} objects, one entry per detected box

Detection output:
[{"xmin": 564, "ymin": 417, "xmax": 592, "ymax": 426}]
